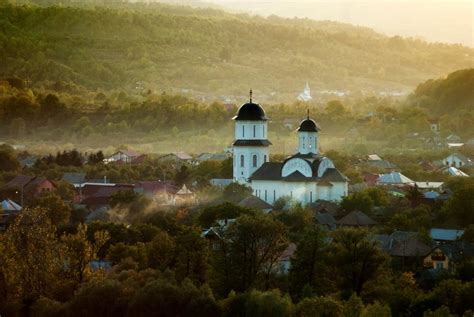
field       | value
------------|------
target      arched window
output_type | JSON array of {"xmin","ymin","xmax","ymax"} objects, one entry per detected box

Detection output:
[
  {"xmin": 252, "ymin": 155, "xmax": 257, "ymax": 167},
  {"xmin": 264, "ymin": 190, "xmax": 267, "ymax": 201},
  {"xmin": 242, "ymin": 125, "xmax": 245, "ymax": 137},
  {"xmin": 253, "ymin": 125, "xmax": 256, "ymax": 137},
  {"xmin": 240, "ymin": 155, "xmax": 244, "ymax": 167},
  {"xmin": 264, "ymin": 155, "xmax": 267, "ymax": 162},
  {"xmin": 262, "ymin": 126, "xmax": 265, "ymax": 138}
]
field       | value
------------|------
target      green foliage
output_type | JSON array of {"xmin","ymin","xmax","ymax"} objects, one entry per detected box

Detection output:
[
  {"xmin": 0, "ymin": 144, "xmax": 20, "ymax": 172},
  {"xmin": 294, "ymin": 296, "xmax": 343, "ymax": 317},
  {"xmin": 197, "ymin": 202, "xmax": 255, "ymax": 227},
  {"xmin": 33, "ymin": 192, "xmax": 72, "ymax": 226},
  {"xmin": 222, "ymin": 183, "xmax": 252, "ymax": 204},
  {"xmin": 340, "ymin": 192, "xmax": 374, "ymax": 215}
]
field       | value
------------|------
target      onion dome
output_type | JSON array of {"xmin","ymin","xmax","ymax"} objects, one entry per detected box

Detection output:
[
  {"xmin": 298, "ymin": 118, "xmax": 320, "ymax": 132},
  {"xmin": 232, "ymin": 90, "xmax": 268, "ymax": 121}
]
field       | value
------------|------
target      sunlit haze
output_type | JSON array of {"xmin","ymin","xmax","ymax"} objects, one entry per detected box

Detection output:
[{"xmin": 210, "ymin": 0, "xmax": 474, "ymax": 46}]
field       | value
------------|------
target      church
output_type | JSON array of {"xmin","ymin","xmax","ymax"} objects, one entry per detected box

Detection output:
[{"xmin": 232, "ymin": 92, "xmax": 348, "ymax": 205}]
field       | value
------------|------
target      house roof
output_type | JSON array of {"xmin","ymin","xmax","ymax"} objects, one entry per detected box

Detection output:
[
  {"xmin": 442, "ymin": 166, "xmax": 469, "ymax": 177},
  {"xmin": 436, "ymin": 241, "xmax": 474, "ymax": 261},
  {"xmin": 238, "ymin": 195, "xmax": 273, "ymax": 211},
  {"xmin": 415, "ymin": 182, "xmax": 444, "ymax": 190},
  {"xmin": 134, "ymin": 181, "xmax": 178, "ymax": 195},
  {"xmin": 315, "ymin": 212, "xmax": 336, "ymax": 227},
  {"xmin": 279, "ymin": 243, "xmax": 297, "ymax": 261},
  {"xmin": 390, "ymin": 237, "xmax": 432, "ymax": 257},
  {"xmin": 368, "ymin": 154, "xmax": 382, "ymax": 161},
  {"xmin": 62, "ymin": 172, "xmax": 86, "ymax": 185},
  {"xmin": 308, "ymin": 200, "xmax": 340, "ymax": 217},
  {"xmin": 4, "ymin": 175, "xmax": 53, "ymax": 192},
  {"xmin": 430, "ymin": 228, "xmax": 464, "ymax": 241},
  {"xmin": 337, "ymin": 210, "xmax": 376, "ymax": 226},
  {"xmin": 378, "ymin": 172, "xmax": 414, "ymax": 184},
  {"xmin": 115, "ymin": 150, "xmax": 140, "ymax": 157},
  {"xmin": 1, "ymin": 199, "xmax": 22, "ymax": 212},
  {"xmin": 176, "ymin": 184, "xmax": 193, "ymax": 195}
]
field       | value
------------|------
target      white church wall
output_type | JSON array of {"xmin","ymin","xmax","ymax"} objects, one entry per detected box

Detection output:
[
  {"xmin": 233, "ymin": 146, "xmax": 269, "ymax": 182},
  {"xmin": 234, "ymin": 121, "xmax": 267, "ymax": 140}
]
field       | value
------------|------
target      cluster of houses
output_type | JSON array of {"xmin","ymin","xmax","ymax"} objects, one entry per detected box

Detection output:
[{"xmin": 202, "ymin": 199, "xmax": 473, "ymax": 278}]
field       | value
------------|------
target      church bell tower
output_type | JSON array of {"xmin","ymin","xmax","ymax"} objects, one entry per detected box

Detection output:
[{"xmin": 232, "ymin": 90, "xmax": 271, "ymax": 183}]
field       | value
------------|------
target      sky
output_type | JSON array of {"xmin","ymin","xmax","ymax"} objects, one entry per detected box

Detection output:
[{"xmin": 207, "ymin": 0, "xmax": 474, "ymax": 47}]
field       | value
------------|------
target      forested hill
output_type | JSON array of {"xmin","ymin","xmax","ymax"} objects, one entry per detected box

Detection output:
[
  {"xmin": 1, "ymin": 3, "xmax": 473, "ymax": 97},
  {"xmin": 409, "ymin": 68, "xmax": 474, "ymax": 114}
]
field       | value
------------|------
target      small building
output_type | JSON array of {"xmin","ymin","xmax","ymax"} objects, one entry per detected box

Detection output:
[
  {"xmin": 277, "ymin": 243, "xmax": 297, "ymax": 274},
  {"xmin": 414, "ymin": 182, "xmax": 444, "ymax": 191},
  {"xmin": 105, "ymin": 150, "xmax": 143, "ymax": 164},
  {"xmin": 337, "ymin": 210, "xmax": 376, "ymax": 227},
  {"xmin": 134, "ymin": 181, "xmax": 177, "ymax": 205},
  {"xmin": 210, "ymin": 178, "xmax": 233, "ymax": 188},
  {"xmin": 78, "ymin": 183, "xmax": 135, "ymax": 210},
  {"xmin": 440, "ymin": 166, "xmax": 469, "ymax": 177},
  {"xmin": 196, "ymin": 152, "xmax": 229, "ymax": 162},
  {"xmin": 62, "ymin": 172, "xmax": 87, "ymax": 187},
  {"xmin": 423, "ymin": 241, "xmax": 474, "ymax": 272},
  {"xmin": 442, "ymin": 153, "xmax": 472, "ymax": 168},
  {"xmin": 428, "ymin": 119, "xmax": 440, "ymax": 134},
  {"xmin": 157, "ymin": 152, "xmax": 193, "ymax": 166},
  {"xmin": 238, "ymin": 195, "xmax": 273, "ymax": 213},
  {"xmin": 174, "ymin": 184, "xmax": 195, "ymax": 205},
  {"xmin": 378, "ymin": 172, "xmax": 414, "ymax": 186},
  {"xmin": 430, "ymin": 228, "xmax": 464, "ymax": 242},
  {"xmin": 2, "ymin": 175, "xmax": 55, "ymax": 204},
  {"xmin": 315, "ymin": 212, "xmax": 337, "ymax": 230},
  {"xmin": 446, "ymin": 134, "xmax": 462, "ymax": 143}
]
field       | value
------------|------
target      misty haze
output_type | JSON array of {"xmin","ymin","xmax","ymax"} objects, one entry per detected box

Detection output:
[{"xmin": 0, "ymin": 0, "xmax": 473, "ymax": 316}]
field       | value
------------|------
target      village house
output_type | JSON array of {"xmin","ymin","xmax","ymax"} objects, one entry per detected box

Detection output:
[
  {"xmin": 237, "ymin": 195, "xmax": 273, "ymax": 213},
  {"xmin": 134, "ymin": 181, "xmax": 177, "ymax": 205},
  {"xmin": 105, "ymin": 150, "xmax": 146, "ymax": 164},
  {"xmin": 423, "ymin": 241, "xmax": 474, "ymax": 273},
  {"xmin": 157, "ymin": 152, "xmax": 193, "ymax": 166},
  {"xmin": 77, "ymin": 183, "xmax": 134, "ymax": 210},
  {"xmin": 1, "ymin": 175, "xmax": 56, "ymax": 205},
  {"xmin": 337, "ymin": 210, "xmax": 376, "ymax": 227},
  {"xmin": 441, "ymin": 153, "xmax": 472, "ymax": 168}
]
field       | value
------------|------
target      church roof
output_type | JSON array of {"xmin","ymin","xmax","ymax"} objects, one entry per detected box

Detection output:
[
  {"xmin": 233, "ymin": 101, "xmax": 268, "ymax": 121},
  {"xmin": 249, "ymin": 160, "xmax": 346, "ymax": 183},
  {"xmin": 298, "ymin": 118, "xmax": 320, "ymax": 132},
  {"xmin": 233, "ymin": 139, "xmax": 272, "ymax": 147}
]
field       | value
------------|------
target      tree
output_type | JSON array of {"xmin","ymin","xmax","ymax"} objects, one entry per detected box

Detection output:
[
  {"xmin": 197, "ymin": 202, "xmax": 255, "ymax": 227},
  {"xmin": 0, "ymin": 146, "xmax": 20, "ymax": 172},
  {"xmin": 62, "ymin": 224, "xmax": 109, "ymax": 285},
  {"xmin": 289, "ymin": 226, "xmax": 330, "ymax": 299},
  {"xmin": 442, "ymin": 183, "xmax": 474, "ymax": 226},
  {"xmin": 174, "ymin": 228, "xmax": 209, "ymax": 285},
  {"xmin": 222, "ymin": 182, "xmax": 253, "ymax": 204},
  {"xmin": 109, "ymin": 190, "xmax": 139, "ymax": 207},
  {"xmin": 213, "ymin": 214, "xmax": 288, "ymax": 294},
  {"xmin": 330, "ymin": 228, "xmax": 389, "ymax": 296},
  {"xmin": 340, "ymin": 192, "xmax": 374, "ymax": 215},
  {"xmin": 294, "ymin": 296, "xmax": 343, "ymax": 317},
  {"xmin": 33, "ymin": 192, "xmax": 72, "ymax": 226},
  {"xmin": 0, "ymin": 208, "xmax": 65, "ymax": 315},
  {"xmin": 147, "ymin": 230, "xmax": 176, "ymax": 270}
]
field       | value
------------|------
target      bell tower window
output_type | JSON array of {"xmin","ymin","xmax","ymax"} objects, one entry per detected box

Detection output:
[
  {"xmin": 240, "ymin": 155, "xmax": 244, "ymax": 167},
  {"xmin": 252, "ymin": 155, "xmax": 257, "ymax": 167},
  {"xmin": 253, "ymin": 125, "xmax": 256, "ymax": 137}
]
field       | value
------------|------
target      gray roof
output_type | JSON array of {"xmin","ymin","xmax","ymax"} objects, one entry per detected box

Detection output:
[
  {"xmin": 238, "ymin": 195, "xmax": 273, "ymax": 211},
  {"xmin": 316, "ymin": 212, "xmax": 337, "ymax": 227},
  {"xmin": 337, "ymin": 210, "xmax": 376, "ymax": 226},
  {"xmin": 390, "ymin": 238, "xmax": 431, "ymax": 257},
  {"xmin": 250, "ymin": 160, "xmax": 346, "ymax": 183},
  {"xmin": 62, "ymin": 172, "xmax": 86, "ymax": 185}
]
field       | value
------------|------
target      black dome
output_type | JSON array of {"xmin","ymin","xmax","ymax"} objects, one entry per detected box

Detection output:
[
  {"xmin": 298, "ymin": 118, "xmax": 320, "ymax": 132},
  {"xmin": 233, "ymin": 102, "xmax": 268, "ymax": 121}
]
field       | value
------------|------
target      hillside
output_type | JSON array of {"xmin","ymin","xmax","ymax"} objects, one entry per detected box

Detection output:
[
  {"xmin": 0, "ymin": 3, "xmax": 473, "ymax": 99},
  {"xmin": 409, "ymin": 68, "xmax": 474, "ymax": 114}
]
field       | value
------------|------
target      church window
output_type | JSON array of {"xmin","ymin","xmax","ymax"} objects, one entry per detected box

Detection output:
[
  {"xmin": 264, "ymin": 190, "xmax": 267, "ymax": 201},
  {"xmin": 240, "ymin": 155, "xmax": 244, "ymax": 167},
  {"xmin": 252, "ymin": 155, "xmax": 257, "ymax": 167},
  {"xmin": 262, "ymin": 126, "xmax": 265, "ymax": 138},
  {"xmin": 273, "ymin": 190, "xmax": 276, "ymax": 201},
  {"xmin": 264, "ymin": 155, "xmax": 267, "ymax": 162},
  {"xmin": 253, "ymin": 125, "xmax": 256, "ymax": 137},
  {"xmin": 242, "ymin": 126, "xmax": 245, "ymax": 137},
  {"xmin": 290, "ymin": 191, "xmax": 293, "ymax": 198},
  {"xmin": 310, "ymin": 191, "xmax": 313, "ymax": 203}
]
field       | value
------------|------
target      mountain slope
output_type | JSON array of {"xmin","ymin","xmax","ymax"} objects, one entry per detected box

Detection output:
[{"xmin": 0, "ymin": 3, "xmax": 472, "ymax": 98}]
